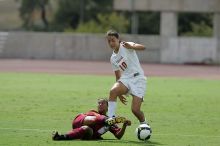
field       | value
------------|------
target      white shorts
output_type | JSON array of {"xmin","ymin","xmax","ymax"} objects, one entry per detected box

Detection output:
[{"xmin": 119, "ymin": 75, "xmax": 147, "ymax": 99}]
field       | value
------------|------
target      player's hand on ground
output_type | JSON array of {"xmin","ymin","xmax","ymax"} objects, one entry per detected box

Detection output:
[
  {"xmin": 124, "ymin": 119, "xmax": 131, "ymax": 126},
  {"xmin": 118, "ymin": 95, "xmax": 127, "ymax": 105}
]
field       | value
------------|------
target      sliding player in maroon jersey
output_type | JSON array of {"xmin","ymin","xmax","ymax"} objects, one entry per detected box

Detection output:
[{"xmin": 52, "ymin": 98, "xmax": 131, "ymax": 140}]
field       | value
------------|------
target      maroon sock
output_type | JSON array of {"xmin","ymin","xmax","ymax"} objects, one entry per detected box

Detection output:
[{"xmin": 66, "ymin": 127, "xmax": 87, "ymax": 139}]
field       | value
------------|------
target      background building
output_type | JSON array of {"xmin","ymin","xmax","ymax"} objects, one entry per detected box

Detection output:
[{"xmin": 0, "ymin": 0, "xmax": 219, "ymax": 64}]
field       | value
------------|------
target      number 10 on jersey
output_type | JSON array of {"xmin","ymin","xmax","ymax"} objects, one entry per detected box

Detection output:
[{"xmin": 119, "ymin": 61, "xmax": 127, "ymax": 71}]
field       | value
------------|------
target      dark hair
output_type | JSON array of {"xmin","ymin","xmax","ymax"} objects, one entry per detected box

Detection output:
[
  {"xmin": 98, "ymin": 98, "xmax": 108, "ymax": 106},
  {"xmin": 106, "ymin": 30, "xmax": 119, "ymax": 39}
]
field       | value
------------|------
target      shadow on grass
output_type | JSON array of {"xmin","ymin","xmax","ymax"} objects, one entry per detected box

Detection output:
[
  {"xmin": 97, "ymin": 139, "xmax": 163, "ymax": 146},
  {"xmin": 53, "ymin": 138, "xmax": 163, "ymax": 146}
]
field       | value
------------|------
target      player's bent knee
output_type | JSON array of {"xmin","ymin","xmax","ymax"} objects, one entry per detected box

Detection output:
[
  {"xmin": 109, "ymin": 88, "xmax": 118, "ymax": 99},
  {"xmin": 81, "ymin": 126, "xmax": 93, "ymax": 140}
]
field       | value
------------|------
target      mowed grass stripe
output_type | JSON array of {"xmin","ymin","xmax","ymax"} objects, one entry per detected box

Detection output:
[{"xmin": 0, "ymin": 73, "xmax": 220, "ymax": 146}]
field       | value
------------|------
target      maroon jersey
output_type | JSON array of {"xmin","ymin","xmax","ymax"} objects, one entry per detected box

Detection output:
[{"xmin": 72, "ymin": 110, "xmax": 121, "ymax": 139}]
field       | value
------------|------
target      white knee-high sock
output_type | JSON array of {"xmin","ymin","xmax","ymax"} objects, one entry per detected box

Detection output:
[
  {"xmin": 108, "ymin": 101, "xmax": 117, "ymax": 118},
  {"xmin": 140, "ymin": 118, "xmax": 147, "ymax": 125}
]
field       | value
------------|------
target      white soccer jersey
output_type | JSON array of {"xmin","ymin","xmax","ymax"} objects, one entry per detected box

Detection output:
[{"xmin": 110, "ymin": 42, "xmax": 144, "ymax": 79}]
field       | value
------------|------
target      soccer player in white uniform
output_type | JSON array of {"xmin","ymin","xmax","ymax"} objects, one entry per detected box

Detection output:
[{"xmin": 106, "ymin": 30, "xmax": 148, "ymax": 125}]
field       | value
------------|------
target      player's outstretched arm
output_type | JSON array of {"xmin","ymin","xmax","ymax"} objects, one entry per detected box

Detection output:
[
  {"xmin": 114, "ymin": 120, "xmax": 131, "ymax": 139},
  {"xmin": 122, "ymin": 41, "xmax": 145, "ymax": 50}
]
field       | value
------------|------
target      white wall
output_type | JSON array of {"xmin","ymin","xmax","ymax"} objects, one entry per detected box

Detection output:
[
  {"xmin": 161, "ymin": 37, "xmax": 217, "ymax": 64},
  {"xmin": 0, "ymin": 32, "xmax": 219, "ymax": 64}
]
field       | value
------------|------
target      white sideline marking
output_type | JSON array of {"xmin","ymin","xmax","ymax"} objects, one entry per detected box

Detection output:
[{"xmin": 1, "ymin": 127, "xmax": 220, "ymax": 138}]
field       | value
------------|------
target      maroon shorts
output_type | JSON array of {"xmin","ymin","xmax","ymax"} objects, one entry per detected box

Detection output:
[
  {"xmin": 72, "ymin": 114, "xmax": 86, "ymax": 129},
  {"xmin": 67, "ymin": 127, "xmax": 87, "ymax": 139}
]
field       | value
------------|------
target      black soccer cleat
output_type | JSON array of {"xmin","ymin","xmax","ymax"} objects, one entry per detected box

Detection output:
[{"xmin": 52, "ymin": 131, "xmax": 61, "ymax": 141}]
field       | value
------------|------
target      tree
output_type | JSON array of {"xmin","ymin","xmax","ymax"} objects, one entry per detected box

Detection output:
[
  {"xmin": 53, "ymin": 0, "xmax": 81, "ymax": 30},
  {"xmin": 53, "ymin": 0, "xmax": 113, "ymax": 31},
  {"xmin": 178, "ymin": 13, "xmax": 213, "ymax": 36},
  {"xmin": 181, "ymin": 21, "xmax": 212, "ymax": 36},
  {"xmin": 71, "ymin": 12, "xmax": 129, "ymax": 33},
  {"xmin": 137, "ymin": 12, "xmax": 160, "ymax": 35},
  {"xmin": 38, "ymin": 0, "xmax": 49, "ymax": 28},
  {"xmin": 19, "ymin": 0, "xmax": 49, "ymax": 30}
]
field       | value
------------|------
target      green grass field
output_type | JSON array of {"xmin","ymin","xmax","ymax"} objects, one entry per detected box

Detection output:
[{"xmin": 0, "ymin": 73, "xmax": 220, "ymax": 146}]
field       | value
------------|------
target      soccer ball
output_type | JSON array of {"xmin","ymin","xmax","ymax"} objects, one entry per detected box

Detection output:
[{"xmin": 135, "ymin": 124, "xmax": 152, "ymax": 141}]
